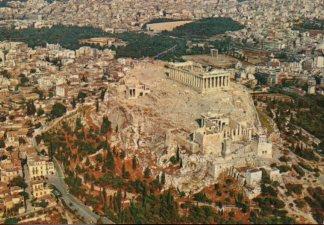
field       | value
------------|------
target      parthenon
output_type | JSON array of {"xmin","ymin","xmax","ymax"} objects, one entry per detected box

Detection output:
[{"xmin": 165, "ymin": 61, "xmax": 230, "ymax": 93}]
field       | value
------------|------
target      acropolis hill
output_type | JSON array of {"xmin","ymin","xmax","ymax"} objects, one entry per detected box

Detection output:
[{"xmin": 105, "ymin": 60, "xmax": 272, "ymax": 193}]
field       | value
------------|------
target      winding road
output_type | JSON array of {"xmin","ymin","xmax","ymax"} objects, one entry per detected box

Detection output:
[{"xmin": 48, "ymin": 159, "xmax": 113, "ymax": 224}]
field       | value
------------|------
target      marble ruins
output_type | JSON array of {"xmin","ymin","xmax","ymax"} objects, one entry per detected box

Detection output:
[
  {"xmin": 165, "ymin": 61, "xmax": 230, "ymax": 93},
  {"xmin": 169, "ymin": 111, "xmax": 273, "ymax": 192}
]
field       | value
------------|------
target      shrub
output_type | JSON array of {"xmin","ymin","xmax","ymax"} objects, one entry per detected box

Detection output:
[
  {"xmin": 277, "ymin": 165, "xmax": 291, "ymax": 173},
  {"xmin": 285, "ymin": 183, "xmax": 303, "ymax": 195},
  {"xmin": 169, "ymin": 156, "xmax": 178, "ymax": 165},
  {"xmin": 279, "ymin": 155, "xmax": 290, "ymax": 162}
]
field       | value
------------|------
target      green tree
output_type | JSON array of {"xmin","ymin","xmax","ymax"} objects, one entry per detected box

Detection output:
[
  {"xmin": 20, "ymin": 191, "xmax": 29, "ymax": 199},
  {"xmin": 96, "ymin": 154, "xmax": 103, "ymax": 163},
  {"xmin": 85, "ymin": 157, "xmax": 90, "ymax": 166},
  {"xmin": 170, "ymin": 156, "xmax": 178, "ymax": 164},
  {"xmin": 50, "ymin": 102, "xmax": 67, "ymax": 118},
  {"xmin": 0, "ymin": 139, "xmax": 5, "ymax": 148},
  {"xmin": 100, "ymin": 89, "xmax": 107, "ymax": 102},
  {"xmin": 75, "ymin": 117, "xmax": 83, "ymax": 131},
  {"xmin": 9, "ymin": 176, "xmax": 27, "ymax": 189},
  {"xmin": 159, "ymin": 190, "xmax": 179, "ymax": 222},
  {"xmin": 1, "ymin": 70, "xmax": 11, "ymax": 79},
  {"xmin": 122, "ymin": 163, "xmax": 129, "ymax": 179},
  {"xmin": 116, "ymin": 189, "xmax": 122, "ymax": 212},
  {"xmin": 71, "ymin": 97, "xmax": 77, "ymax": 109},
  {"xmin": 4, "ymin": 217, "xmax": 19, "ymax": 224},
  {"xmin": 106, "ymin": 150, "xmax": 115, "ymax": 171},
  {"xmin": 26, "ymin": 100, "xmax": 36, "ymax": 116},
  {"xmin": 119, "ymin": 150, "xmax": 126, "ymax": 159},
  {"xmin": 193, "ymin": 192, "xmax": 212, "ymax": 204},
  {"xmin": 20, "ymin": 75, "xmax": 29, "ymax": 86},
  {"xmin": 38, "ymin": 199, "xmax": 48, "ymax": 208},
  {"xmin": 18, "ymin": 137, "xmax": 26, "ymax": 145},
  {"xmin": 37, "ymin": 108, "xmax": 44, "ymax": 116},
  {"xmin": 144, "ymin": 167, "xmax": 151, "ymax": 178},
  {"xmin": 101, "ymin": 116, "xmax": 111, "ymax": 134},
  {"xmin": 6, "ymin": 146, "xmax": 14, "ymax": 152},
  {"xmin": 176, "ymin": 147, "xmax": 180, "ymax": 161},
  {"xmin": 77, "ymin": 91, "xmax": 87, "ymax": 103},
  {"xmin": 132, "ymin": 156, "xmax": 137, "ymax": 170},
  {"xmin": 161, "ymin": 172, "xmax": 166, "ymax": 185},
  {"xmin": 96, "ymin": 99, "xmax": 100, "ymax": 112}
]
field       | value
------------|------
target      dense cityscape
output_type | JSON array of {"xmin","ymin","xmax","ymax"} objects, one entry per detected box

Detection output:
[{"xmin": 0, "ymin": 0, "xmax": 323, "ymax": 224}]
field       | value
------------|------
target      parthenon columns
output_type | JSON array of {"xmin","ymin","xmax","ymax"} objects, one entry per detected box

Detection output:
[
  {"xmin": 196, "ymin": 76, "xmax": 232, "ymax": 90},
  {"xmin": 166, "ymin": 65, "xmax": 230, "ymax": 93}
]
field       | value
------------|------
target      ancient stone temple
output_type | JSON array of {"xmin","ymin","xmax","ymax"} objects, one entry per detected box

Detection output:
[
  {"xmin": 122, "ymin": 76, "xmax": 151, "ymax": 99},
  {"xmin": 165, "ymin": 61, "xmax": 230, "ymax": 93}
]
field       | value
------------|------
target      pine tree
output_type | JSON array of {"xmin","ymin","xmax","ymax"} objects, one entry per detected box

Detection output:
[
  {"xmin": 102, "ymin": 188, "xmax": 107, "ymax": 203},
  {"xmin": 161, "ymin": 172, "xmax": 166, "ymax": 185},
  {"xmin": 144, "ymin": 167, "xmax": 151, "ymax": 178},
  {"xmin": 141, "ymin": 184, "xmax": 147, "ymax": 207},
  {"xmin": 101, "ymin": 116, "xmax": 111, "ymax": 134},
  {"xmin": 75, "ymin": 117, "xmax": 82, "ymax": 131},
  {"xmin": 120, "ymin": 150, "xmax": 126, "ymax": 159},
  {"xmin": 71, "ymin": 97, "xmax": 76, "ymax": 109},
  {"xmin": 106, "ymin": 150, "xmax": 115, "ymax": 171},
  {"xmin": 26, "ymin": 100, "xmax": 36, "ymax": 116},
  {"xmin": 96, "ymin": 99, "xmax": 99, "ymax": 112},
  {"xmin": 122, "ymin": 163, "xmax": 127, "ymax": 178},
  {"xmin": 109, "ymin": 195, "xmax": 113, "ymax": 209},
  {"xmin": 100, "ymin": 89, "xmax": 106, "ymax": 102},
  {"xmin": 116, "ymin": 189, "xmax": 122, "ymax": 212},
  {"xmin": 104, "ymin": 203, "xmax": 109, "ymax": 215},
  {"xmin": 176, "ymin": 147, "xmax": 180, "ymax": 162},
  {"xmin": 132, "ymin": 156, "xmax": 137, "ymax": 170}
]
